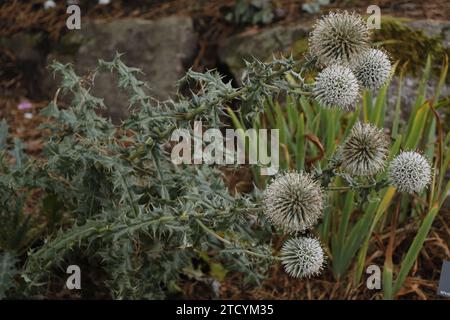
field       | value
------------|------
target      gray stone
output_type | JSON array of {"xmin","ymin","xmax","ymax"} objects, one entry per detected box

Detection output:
[
  {"xmin": 218, "ymin": 19, "xmax": 450, "ymax": 82},
  {"xmin": 218, "ymin": 23, "xmax": 311, "ymax": 83},
  {"xmin": 385, "ymin": 75, "xmax": 450, "ymax": 129},
  {"xmin": 45, "ymin": 16, "xmax": 198, "ymax": 122},
  {"xmin": 407, "ymin": 20, "xmax": 450, "ymax": 47}
]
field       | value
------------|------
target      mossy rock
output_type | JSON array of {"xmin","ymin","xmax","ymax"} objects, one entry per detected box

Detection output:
[{"xmin": 373, "ymin": 17, "xmax": 450, "ymax": 79}]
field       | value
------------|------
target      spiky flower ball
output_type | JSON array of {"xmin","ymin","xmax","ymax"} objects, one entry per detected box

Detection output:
[
  {"xmin": 388, "ymin": 151, "xmax": 432, "ymax": 194},
  {"xmin": 280, "ymin": 237, "xmax": 325, "ymax": 278},
  {"xmin": 263, "ymin": 171, "xmax": 323, "ymax": 233},
  {"xmin": 340, "ymin": 122, "xmax": 389, "ymax": 176},
  {"xmin": 309, "ymin": 11, "xmax": 371, "ymax": 67},
  {"xmin": 313, "ymin": 65, "xmax": 359, "ymax": 109},
  {"xmin": 353, "ymin": 49, "xmax": 391, "ymax": 90}
]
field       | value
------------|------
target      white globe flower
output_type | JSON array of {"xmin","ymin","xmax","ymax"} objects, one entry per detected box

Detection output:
[
  {"xmin": 309, "ymin": 11, "xmax": 371, "ymax": 67},
  {"xmin": 280, "ymin": 237, "xmax": 325, "ymax": 278},
  {"xmin": 340, "ymin": 122, "xmax": 390, "ymax": 176},
  {"xmin": 313, "ymin": 65, "xmax": 359, "ymax": 110},
  {"xmin": 353, "ymin": 49, "xmax": 392, "ymax": 90},
  {"xmin": 263, "ymin": 171, "xmax": 324, "ymax": 233},
  {"xmin": 388, "ymin": 151, "xmax": 432, "ymax": 194},
  {"xmin": 44, "ymin": 0, "xmax": 56, "ymax": 9}
]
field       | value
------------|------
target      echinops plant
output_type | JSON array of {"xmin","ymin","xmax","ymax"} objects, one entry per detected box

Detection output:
[
  {"xmin": 339, "ymin": 122, "xmax": 389, "ymax": 176},
  {"xmin": 1, "ymin": 10, "xmax": 448, "ymax": 300},
  {"xmin": 280, "ymin": 237, "xmax": 325, "ymax": 278},
  {"xmin": 388, "ymin": 151, "xmax": 432, "ymax": 194},
  {"xmin": 263, "ymin": 171, "xmax": 324, "ymax": 233},
  {"xmin": 312, "ymin": 65, "xmax": 360, "ymax": 109},
  {"xmin": 309, "ymin": 11, "xmax": 371, "ymax": 67},
  {"xmin": 229, "ymin": 11, "xmax": 449, "ymax": 299},
  {"xmin": 353, "ymin": 49, "xmax": 392, "ymax": 90}
]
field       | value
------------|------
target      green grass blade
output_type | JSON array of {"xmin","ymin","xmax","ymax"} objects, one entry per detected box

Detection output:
[
  {"xmin": 354, "ymin": 187, "xmax": 396, "ymax": 285},
  {"xmin": 392, "ymin": 206, "xmax": 439, "ymax": 296},
  {"xmin": 391, "ymin": 63, "xmax": 408, "ymax": 139},
  {"xmin": 296, "ymin": 113, "xmax": 306, "ymax": 170},
  {"xmin": 404, "ymin": 102, "xmax": 429, "ymax": 150}
]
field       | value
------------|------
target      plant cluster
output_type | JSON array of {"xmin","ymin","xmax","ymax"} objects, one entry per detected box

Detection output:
[
  {"xmin": 229, "ymin": 11, "xmax": 449, "ymax": 298},
  {"xmin": 247, "ymin": 11, "xmax": 436, "ymax": 280},
  {"xmin": 0, "ymin": 11, "xmax": 448, "ymax": 300},
  {"xmin": 0, "ymin": 57, "xmax": 276, "ymax": 299}
]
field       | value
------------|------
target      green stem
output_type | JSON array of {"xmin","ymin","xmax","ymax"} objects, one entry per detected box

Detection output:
[
  {"xmin": 119, "ymin": 170, "xmax": 139, "ymax": 216},
  {"xmin": 151, "ymin": 149, "xmax": 169, "ymax": 200},
  {"xmin": 326, "ymin": 179, "xmax": 389, "ymax": 192},
  {"xmin": 195, "ymin": 219, "xmax": 279, "ymax": 260}
]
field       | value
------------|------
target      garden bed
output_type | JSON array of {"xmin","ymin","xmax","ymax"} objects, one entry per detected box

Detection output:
[{"xmin": 0, "ymin": 1, "xmax": 449, "ymax": 300}]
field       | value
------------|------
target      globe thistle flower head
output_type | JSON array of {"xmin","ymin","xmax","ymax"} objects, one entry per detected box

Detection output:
[
  {"xmin": 309, "ymin": 11, "xmax": 371, "ymax": 67},
  {"xmin": 353, "ymin": 49, "xmax": 392, "ymax": 90},
  {"xmin": 280, "ymin": 237, "xmax": 325, "ymax": 278},
  {"xmin": 340, "ymin": 122, "xmax": 389, "ymax": 176},
  {"xmin": 263, "ymin": 171, "xmax": 324, "ymax": 233},
  {"xmin": 313, "ymin": 65, "xmax": 359, "ymax": 110},
  {"xmin": 388, "ymin": 151, "xmax": 432, "ymax": 194}
]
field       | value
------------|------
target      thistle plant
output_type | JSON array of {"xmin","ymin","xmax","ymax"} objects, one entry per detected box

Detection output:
[
  {"xmin": 309, "ymin": 11, "xmax": 370, "ymax": 67},
  {"xmin": 280, "ymin": 237, "xmax": 325, "ymax": 278},
  {"xmin": 353, "ymin": 49, "xmax": 392, "ymax": 90},
  {"xmin": 388, "ymin": 151, "xmax": 432, "ymax": 194},
  {"xmin": 0, "ymin": 57, "xmax": 281, "ymax": 299},
  {"xmin": 1, "ymin": 9, "xmax": 446, "ymax": 300},
  {"xmin": 263, "ymin": 171, "xmax": 324, "ymax": 233},
  {"xmin": 307, "ymin": 12, "xmax": 392, "ymax": 110},
  {"xmin": 340, "ymin": 122, "xmax": 389, "ymax": 176},
  {"xmin": 230, "ymin": 10, "xmax": 444, "ymax": 289},
  {"xmin": 312, "ymin": 65, "xmax": 360, "ymax": 109}
]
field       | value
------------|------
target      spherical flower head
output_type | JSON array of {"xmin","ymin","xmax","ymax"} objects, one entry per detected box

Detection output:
[
  {"xmin": 309, "ymin": 11, "xmax": 371, "ymax": 67},
  {"xmin": 340, "ymin": 122, "xmax": 389, "ymax": 176},
  {"xmin": 280, "ymin": 237, "xmax": 325, "ymax": 278},
  {"xmin": 388, "ymin": 151, "xmax": 432, "ymax": 194},
  {"xmin": 263, "ymin": 171, "xmax": 324, "ymax": 233},
  {"xmin": 353, "ymin": 49, "xmax": 392, "ymax": 90},
  {"xmin": 313, "ymin": 65, "xmax": 359, "ymax": 110}
]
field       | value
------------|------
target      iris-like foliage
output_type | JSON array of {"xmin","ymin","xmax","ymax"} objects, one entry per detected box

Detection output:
[
  {"xmin": 263, "ymin": 171, "xmax": 324, "ymax": 233},
  {"xmin": 340, "ymin": 122, "xmax": 389, "ymax": 176},
  {"xmin": 309, "ymin": 11, "xmax": 371, "ymax": 67},
  {"xmin": 388, "ymin": 151, "xmax": 432, "ymax": 194},
  {"xmin": 280, "ymin": 237, "xmax": 325, "ymax": 278}
]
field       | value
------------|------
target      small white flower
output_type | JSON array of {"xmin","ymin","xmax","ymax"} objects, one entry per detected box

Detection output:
[
  {"xmin": 309, "ymin": 11, "xmax": 371, "ymax": 67},
  {"xmin": 313, "ymin": 65, "xmax": 359, "ymax": 110},
  {"xmin": 280, "ymin": 237, "xmax": 325, "ymax": 278},
  {"xmin": 44, "ymin": 0, "xmax": 56, "ymax": 9},
  {"xmin": 340, "ymin": 122, "xmax": 389, "ymax": 176},
  {"xmin": 388, "ymin": 151, "xmax": 432, "ymax": 194},
  {"xmin": 263, "ymin": 171, "xmax": 323, "ymax": 233},
  {"xmin": 353, "ymin": 49, "xmax": 392, "ymax": 90}
]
